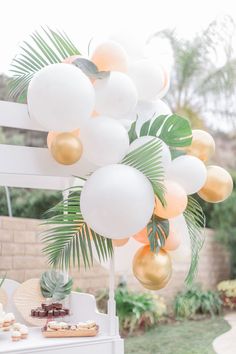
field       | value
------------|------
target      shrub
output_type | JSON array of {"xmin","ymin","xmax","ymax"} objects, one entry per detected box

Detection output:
[
  {"xmin": 0, "ymin": 187, "xmax": 61, "ymax": 219},
  {"xmin": 174, "ymin": 286, "xmax": 222, "ymax": 319},
  {"xmin": 96, "ymin": 286, "xmax": 167, "ymax": 335},
  {"xmin": 217, "ymin": 280, "xmax": 236, "ymax": 308}
]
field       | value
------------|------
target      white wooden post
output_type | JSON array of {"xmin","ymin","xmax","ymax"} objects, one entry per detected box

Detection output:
[{"xmin": 108, "ymin": 253, "xmax": 117, "ymax": 336}]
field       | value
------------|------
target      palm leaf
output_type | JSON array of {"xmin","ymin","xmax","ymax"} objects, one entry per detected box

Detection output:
[
  {"xmin": 184, "ymin": 196, "xmax": 206, "ymax": 285},
  {"xmin": 122, "ymin": 139, "xmax": 166, "ymax": 205},
  {"xmin": 41, "ymin": 186, "xmax": 113, "ymax": 270},
  {"xmin": 148, "ymin": 215, "xmax": 169, "ymax": 253},
  {"xmin": 128, "ymin": 114, "xmax": 192, "ymax": 147},
  {"xmin": 0, "ymin": 273, "xmax": 6, "ymax": 288},
  {"xmin": 8, "ymin": 27, "xmax": 81, "ymax": 101},
  {"xmin": 40, "ymin": 270, "xmax": 73, "ymax": 301}
]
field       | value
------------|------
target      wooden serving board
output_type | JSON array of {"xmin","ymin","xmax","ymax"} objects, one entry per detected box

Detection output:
[{"xmin": 42, "ymin": 326, "xmax": 99, "ymax": 338}]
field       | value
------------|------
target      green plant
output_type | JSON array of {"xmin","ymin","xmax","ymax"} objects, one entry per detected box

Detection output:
[
  {"xmin": 96, "ymin": 287, "xmax": 166, "ymax": 335},
  {"xmin": 0, "ymin": 187, "xmax": 61, "ymax": 218},
  {"xmin": 174, "ymin": 286, "xmax": 222, "ymax": 319},
  {"xmin": 40, "ymin": 270, "xmax": 73, "ymax": 301},
  {"xmin": 0, "ymin": 273, "xmax": 6, "ymax": 288},
  {"xmin": 218, "ymin": 280, "xmax": 236, "ymax": 297},
  {"xmin": 217, "ymin": 280, "xmax": 236, "ymax": 308},
  {"xmin": 154, "ymin": 16, "xmax": 236, "ymax": 127}
]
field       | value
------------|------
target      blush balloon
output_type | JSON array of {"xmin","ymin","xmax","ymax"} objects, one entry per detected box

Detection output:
[
  {"xmin": 154, "ymin": 181, "xmax": 188, "ymax": 219},
  {"xmin": 91, "ymin": 40, "xmax": 128, "ymax": 72}
]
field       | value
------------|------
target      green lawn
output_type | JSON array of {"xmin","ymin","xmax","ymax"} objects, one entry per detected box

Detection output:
[{"xmin": 125, "ymin": 317, "xmax": 230, "ymax": 354}]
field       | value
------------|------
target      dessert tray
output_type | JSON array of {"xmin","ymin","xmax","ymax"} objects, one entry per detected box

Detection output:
[{"xmin": 42, "ymin": 320, "xmax": 99, "ymax": 338}]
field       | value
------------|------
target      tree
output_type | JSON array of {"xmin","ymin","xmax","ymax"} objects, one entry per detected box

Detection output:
[{"xmin": 153, "ymin": 16, "xmax": 236, "ymax": 128}]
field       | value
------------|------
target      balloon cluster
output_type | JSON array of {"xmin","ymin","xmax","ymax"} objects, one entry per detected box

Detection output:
[{"xmin": 27, "ymin": 36, "xmax": 233, "ymax": 291}]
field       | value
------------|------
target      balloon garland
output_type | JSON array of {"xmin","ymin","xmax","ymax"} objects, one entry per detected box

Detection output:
[{"xmin": 9, "ymin": 28, "xmax": 233, "ymax": 291}]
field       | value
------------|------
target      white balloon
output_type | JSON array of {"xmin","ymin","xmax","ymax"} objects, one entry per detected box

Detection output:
[
  {"xmin": 128, "ymin": 59, "xmax": 165, "ymax": 101},
  {"xmin": 80, "ymin": 164, "xmax": 155, "ymax": 239},
  {"xmin": 110, "ymin": 32, "xmax": 145, "ymax": 61},
  {"xmin": 119, "ymin": 119, "xmax": 133, "ymax": 130},
  {"xmin": 27, "ymin": 63, "xmax": 95, "ymax": 131},
  {"xmin": 145, "ymin": 36, "xmax": 174, "ymax": 72},
  {"xmin": 93, "ymin": 238, "xmax": 141, "ymax": 273},
  {"xmin": 128, "ymin": 136, "xmax": 171, "ymax": 173},
  {"xmin": 73, "ymin": 156, "xmax": 99, "ymax": 179},
  {"xmin": 166, "ymin": 155, "xmax": 207, "ymax": 195},
  {"xmin": 94, "ymin": 72, "xmax": 138, "ymax": 118},
  {"xmin": 80, "ymin": 116, "xmax": 129, "ymax": 166}
]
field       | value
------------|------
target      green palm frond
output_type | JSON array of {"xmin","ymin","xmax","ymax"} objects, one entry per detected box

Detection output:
[
  {"xmin": 122, "ymin": 139, "xmax": 166, "ymax": 205},
  {"xmin": 8, "ymin": 27, "xmax": 81, "ymax": 101},
  {"xmin": 184, "ymin": 196, "xmax": 206, "ymax": 286},
  {"xmin": 41, "ymin": 186, "xmax": 113, "ymax": 270},
  {"xmin": 0, "ymin": 273, "xmax": 6, "ymax": 288}
]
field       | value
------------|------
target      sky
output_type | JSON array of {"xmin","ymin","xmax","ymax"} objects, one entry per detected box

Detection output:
[{"xmin": 1, "ymin": 0, "xmax": 236, "ymax": 74}]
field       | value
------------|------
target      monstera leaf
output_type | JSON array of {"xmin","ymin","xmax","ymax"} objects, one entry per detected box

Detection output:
[
  {"xmin": 40, "ymin": 270, "xmax": 73, "ymax": 301},
  {"xmin": 129, "ymin": 114, "xmax": 192, "ymax": 147},
  {"xmin": 148, "ymin": 215, "xmax": 169, "ymax": 253}
]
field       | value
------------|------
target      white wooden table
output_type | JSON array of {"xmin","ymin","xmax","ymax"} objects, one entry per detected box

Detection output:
[{"xmin": 0, "ymin": 279, "xmax": 124, "ymax": 354}]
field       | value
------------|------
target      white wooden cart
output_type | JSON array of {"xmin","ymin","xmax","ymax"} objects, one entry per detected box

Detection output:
[{"xmin": 0, "ymin": 101, "xmax": 124, "ymax": 354}]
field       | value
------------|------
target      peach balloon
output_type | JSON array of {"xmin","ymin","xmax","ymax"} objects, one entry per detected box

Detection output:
[
  {"xmin": 47, "ymin": 129, "xmax": 80, "ymax": 149},
  {"xmin": 92, "ymin": 110, "xmax": 99, "ymax": 117},
  {"xmin": 163, "ymin": 230, "xmax": 181, "ymax": 251},
  {"xmin": 112, "ymin": 238, "xmax": 129, "ymax": 247},
  {"xmin": 133, "ymin": 228, "xmax": 149, "ymax": 244},
  {"xmin": 154, "ymin": 181, "xmax": 188, "ymax": 219},
  {"xmin": 62, "ymin": 55, "xmax": 81, "ymax": 64},
  {"xmin": 91, "ymin": 40, "xmax": 128, "ymax": 72}
]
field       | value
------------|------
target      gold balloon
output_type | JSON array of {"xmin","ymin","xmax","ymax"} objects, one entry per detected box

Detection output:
[
  {"xmin": 50, "ymin": 132, "xmax": 83, "ymax": 165},
  {"xmin": 132, "ymin": 245, "xmax": 172, "ymax": 290},
  {"xmin": 186, "ymin": 129, "xmax": 215, "ymax": 162},
  {"xmin": 198, "ymin": 165, "xmax": 233, "ymax": 203}
]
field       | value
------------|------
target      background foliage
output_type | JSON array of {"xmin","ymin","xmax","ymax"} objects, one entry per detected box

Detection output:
[{"xmin": 174, "ymin": 285, "xmax": 222, "ymax": 319}]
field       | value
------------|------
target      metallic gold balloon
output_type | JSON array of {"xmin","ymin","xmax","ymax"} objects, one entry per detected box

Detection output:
[
  {"xmin": 133, "ymin": 245, "xmax": 172, "ymax": 290},
  {"xmin": 186, "ymin": 129, "xmax": 215, "ymax": 162},
  {"xmin": 50, "ymin": 132, "xmax": 83, "ymax": 165},
  {"xmin": 198, "ymin": 165, "xmax": 233, "ymax": 203},
  {"xmin": 47, "ymin": 129, "xmax": 80, "ymax": 149}
]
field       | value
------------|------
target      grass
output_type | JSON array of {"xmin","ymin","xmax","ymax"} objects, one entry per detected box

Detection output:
[{"xmin": 125, "ymin": 317, "xmax": 230, "ymax": 354}]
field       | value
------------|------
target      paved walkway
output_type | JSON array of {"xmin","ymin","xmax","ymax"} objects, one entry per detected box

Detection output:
[{"xmin": 213, "ymin": 313, "xmax": 236, "ymax": 354}]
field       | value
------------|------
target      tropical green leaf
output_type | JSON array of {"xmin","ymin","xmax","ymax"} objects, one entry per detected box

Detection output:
[
  {"xmin": 128, "ymin": 120, "xmax": 138, "ymax": 143},
  {"xmin": 122, "ymin": 139, "xmax": 166, "ymax": 206},
  {"xmin": 128, "ymin": 114, "xmax": 192, "ymax": 147},
  {"xmin": 148, "ymin": 215, "xmax": 169, "ymax": 253},
  {"xmin": 41, "ymin": 186, "xmax": 113, "ymax": 270},
  {"xmin": 40, "ymin": 270, "xmax": 73, "ymax": 301},
  {"xmin": 170, "ymin": 147, "xmax": 186, "ymax": 160},
  {"xmin": 72, "ymin": 58, "xmax": 110, "ymax": 79},
  {"xmin": 8, "ymin": 27, "xmax": 81, "ymax": 101},
  {"xmin": 0, "ymin": 273, "xmax": 6, "ymax": 288},
  {"xmin": 184, "ymin": 196, "xmax": 206, "ymax": 285}
]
